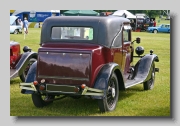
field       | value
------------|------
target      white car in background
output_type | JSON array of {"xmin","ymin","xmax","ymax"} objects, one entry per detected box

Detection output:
[{"xmin": 10, "ymin": 16, "xmax": 22, "ymax": 34}]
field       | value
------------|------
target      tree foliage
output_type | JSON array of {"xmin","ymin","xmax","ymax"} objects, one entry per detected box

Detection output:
[{"xmin": 60, "ymin": 10, "xmax": 169, "ymax": 17}]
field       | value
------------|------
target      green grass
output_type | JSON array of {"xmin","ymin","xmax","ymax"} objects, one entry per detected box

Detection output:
[{"xmin": 10, "ymin": 19, "xmax": 170, "ymax": 116}]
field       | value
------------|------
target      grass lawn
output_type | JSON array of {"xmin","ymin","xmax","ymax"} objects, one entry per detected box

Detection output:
[{"xmin": 10, "ymin": 18, "xmax": 170, "ymax": 116}]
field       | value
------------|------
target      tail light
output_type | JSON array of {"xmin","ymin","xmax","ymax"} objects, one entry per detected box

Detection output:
[
  {"xmin": 81, "ymin": 84, "xmax": 86, "ymax": 89},
  {"xmin": 33, "ymin": 81, "xmax": 38, "ymax": 86},
  {"xmin": 39, "ymin": 84, "xmax": 45, "ymax": 90}
]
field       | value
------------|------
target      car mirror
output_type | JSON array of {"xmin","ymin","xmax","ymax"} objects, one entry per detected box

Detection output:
[
  {"xmin": 132, "ymin": 37, "xmax": 141, "ymax": 44},
  {"xmin": 136, "ymin": 37, "xmax": 140, "ymax": 44}
]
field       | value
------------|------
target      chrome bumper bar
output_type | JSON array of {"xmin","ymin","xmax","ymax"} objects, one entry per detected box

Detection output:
[{"xmin": 20, "ymin": 83, "xmax": 104, "ymax": 96}]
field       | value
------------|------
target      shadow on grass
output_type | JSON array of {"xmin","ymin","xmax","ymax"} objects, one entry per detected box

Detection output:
[{"xmin": 119, "ymin": 84, "xmax": 145, "ymax": 101}]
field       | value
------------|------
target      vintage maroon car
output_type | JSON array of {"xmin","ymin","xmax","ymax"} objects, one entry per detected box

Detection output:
[
  {"xmin": 19, "ymin": 16, "xmax": 159, "ymax": 112},
  {"xmin": 10, "ymin": 41, "xmax": 37, "ymax": 82}
]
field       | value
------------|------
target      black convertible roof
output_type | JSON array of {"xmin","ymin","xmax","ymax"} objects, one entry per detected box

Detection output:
[{"xmin": 41, "ymin": 16, "xmax": 130, "ymax": 47}]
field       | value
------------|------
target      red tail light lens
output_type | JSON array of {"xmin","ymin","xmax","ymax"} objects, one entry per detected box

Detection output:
[
  {"xmin": 33, "ymin": 81, "xmax": 38, "ymax": 86},
  {"xmin": 81, "ymin": 84, "xmax": 86, "ymax": 89}
]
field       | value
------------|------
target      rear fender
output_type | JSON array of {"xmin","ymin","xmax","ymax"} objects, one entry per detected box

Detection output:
[
  {"xmin": 92, "ymin": 63, "xmax": 124, "ymax": 99},
  {"xmin": 21, "ymin": 61, "xmax": 37, "ymax": 94},
  {"xmin": 10, "ymin": 52, "xmax": 37, "ymax": 80}
]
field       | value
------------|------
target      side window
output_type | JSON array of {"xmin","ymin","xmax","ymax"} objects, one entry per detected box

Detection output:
[
  {"xmin": 165, "ymin": 25, "xmax": 169, "ymax": 28},
  {"xmin": 123, "ymin": 29, "xmax": 129, "ymax": 42},
  {"xmin": 123, "ymin": 25, "xmax": 131, "ymax": 42}
]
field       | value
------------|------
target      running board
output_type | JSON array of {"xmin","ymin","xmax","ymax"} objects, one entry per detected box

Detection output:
[{"xmin": 125, "ymin": 78, "xmax": 144, "ymax": 89}]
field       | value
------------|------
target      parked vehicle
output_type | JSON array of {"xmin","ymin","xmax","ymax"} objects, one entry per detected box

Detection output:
[
  {"xmin": 10, "ymin": 41, "xmax": 37, "ymax": 82},
  {"xmin": 19, "ymin": 16, "xmax": 159, "ymax": 112},
  {"xmin": 134, "ymin": 13, "xmax": 155, "ymax": 31},
  {"xmin": 10, "ymin": 16, "xmax": 22, "ymax": 34},
  {"xmin": 147, "ymin": 24, "xmax": 170, "ymax": 33}
]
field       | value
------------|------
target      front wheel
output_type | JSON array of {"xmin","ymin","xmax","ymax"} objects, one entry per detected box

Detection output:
[
  {"xmin": 32, "ymin": 93, "xmax": 55, "ymax": 108},
  {"xmin": 143, "ymin": 63, "xmax": 155, "ymax": 90},
  {"xmin": 98, "ymin": 72, "xmax": 119, "ymax": 112}
]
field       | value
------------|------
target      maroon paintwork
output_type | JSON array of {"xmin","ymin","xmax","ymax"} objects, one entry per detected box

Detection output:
[{"xmin": 37, "ymin": 39, "xmax": 133, "ymax": 88}]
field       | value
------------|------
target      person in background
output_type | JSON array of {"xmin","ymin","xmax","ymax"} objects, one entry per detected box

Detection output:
[
  {"xmin": 149, "ymin": 19, "xmax": 154, "ymax": 27},
  {"xmin": 18, "ymin": 19, "xmax": 23, "ymax": 29},
  {"xmin": 130, "ymin": 19, "xmax": 135, "ymax": 31},
  {"xmin": 23, "ymin": 17, "xmax": 29, "ymax": 34},
  {"xmin": 153, "ymin": 19, "xmax": 156, "ymax": 27}
]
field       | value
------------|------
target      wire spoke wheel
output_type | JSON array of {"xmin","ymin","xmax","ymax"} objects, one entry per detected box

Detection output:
[{"xmin": 98, "ymin": 72, "xmax": 119, "ymax": 112}]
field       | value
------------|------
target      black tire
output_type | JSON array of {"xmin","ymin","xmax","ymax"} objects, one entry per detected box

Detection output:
[
  {"xmin": 20, "ymin": 58, "xmax": 37, "ymax": 82},
  {"xmin": 32, "ymin": 93, "xmax": 55, "ymax": 108},
  {"xmin": 14, "ymin": 29, "xmax": 18, "ymax": 34},
  {"xmin": 153, "ymin": 29, "xmax": 158, "ymax": 34},
  {"xmin": 98, "ymin": 72, "xmax": 119, "ymax": 112},
  {"xmin": 143, "ymin": 63, "xmax": 155, "ymax": 90}
]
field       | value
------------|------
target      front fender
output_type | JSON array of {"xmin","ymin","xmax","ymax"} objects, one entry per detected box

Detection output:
[
  {"xmin": 92, "ymin": 63, "xmax": 124, "ymax": 99},
  {"xmin": 133, "ymin": 53, "xmax": 159, "ymax": 83},
  {"xmin": 10, "ymin": 51, "xmax": 37, "ymax": 80}
]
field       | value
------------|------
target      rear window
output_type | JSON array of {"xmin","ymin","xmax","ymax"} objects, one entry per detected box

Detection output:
[{"xmin": 51, "ymin": 27, "xmax": 93, "ymax": 40}]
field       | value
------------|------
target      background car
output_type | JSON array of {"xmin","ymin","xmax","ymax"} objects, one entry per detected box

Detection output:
[
  {"xmin": 147, "ymin": 24, "xmax": 170, "ymax": 33},
  {"xmin": 10, "ymin": 16, "xmax": 22, "ymax": 34},
  {"xmin": 10, "ymin": 41, "xmax": 37, "ymax": 82}
]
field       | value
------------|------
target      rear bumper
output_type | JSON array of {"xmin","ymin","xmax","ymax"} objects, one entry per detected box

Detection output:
[{"xmin": 20, "ymin": 82, "xmax": 104, "ymax": 96}]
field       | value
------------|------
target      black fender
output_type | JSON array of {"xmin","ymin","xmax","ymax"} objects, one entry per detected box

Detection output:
[
  {"xmin": 125, "ymin": 53, "xmax": 159, "ymax": 88},
  {"xmin": 10, "ymin": 51, "xmax": 37, "ymax": 80},
  {"xmin": 141, "ymin": 54, "xmax": 159, "ymax": 82},
  {"xmin": 91, "ymin": 63, "xmax": 124, "ymax": 99},
  {"xmin": 21, "ymin": 61, "xmax": 37, "ymax": 94}
]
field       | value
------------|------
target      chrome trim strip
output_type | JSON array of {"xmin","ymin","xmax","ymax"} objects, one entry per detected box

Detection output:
[
  {"xmin": 19, "ymin": 83, "xmax": 37, "ymax": 91},
  {"xmin": 38, "ymin": 75, "xmax": 89, "ymax": 81}
]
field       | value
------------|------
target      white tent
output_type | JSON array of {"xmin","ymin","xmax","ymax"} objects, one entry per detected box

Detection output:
[{"xmin": 112, "ymin": 10, "xmax": 136, "ymax": 19}]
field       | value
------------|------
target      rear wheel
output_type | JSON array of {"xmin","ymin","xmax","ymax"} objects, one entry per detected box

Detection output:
[
  {"xmin": 153, "ymin": 29, "xmax": 158, "ymax": 34},
  {"xmin": 143, "ymin": 63, "xmax": 155, "ymax": 90},
  {"xmin": 98, "ymin": 72, "xmax": 119, "ymax": 112},
  {"xmin": 20, "ymin": 58, "xmax": 36, "ymax": 82},
  {"xmin": 32, "ymin": 93, "xmax": 55, "ymax": 108}
]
